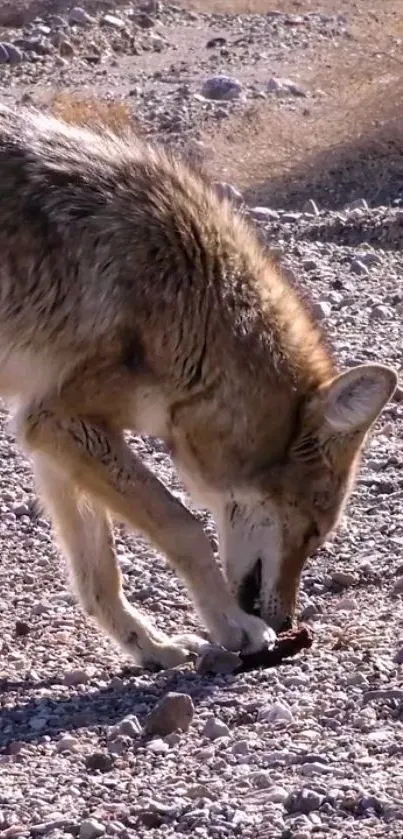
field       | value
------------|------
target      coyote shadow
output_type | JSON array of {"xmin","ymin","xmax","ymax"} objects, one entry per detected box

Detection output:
[{"xmin": 0, "ymin": 658, "xmax": 301, "ymax": 750}]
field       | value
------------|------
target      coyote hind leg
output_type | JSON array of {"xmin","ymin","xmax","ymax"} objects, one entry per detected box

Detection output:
[{"xmin": 33, "ymin": 455, "xmax": 205, "ymax": 669}]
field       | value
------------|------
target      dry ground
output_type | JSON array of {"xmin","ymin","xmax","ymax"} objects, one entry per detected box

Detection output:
[{"xmin": 187, "ymin": 0, "xmax": 403, "ymax": 209}]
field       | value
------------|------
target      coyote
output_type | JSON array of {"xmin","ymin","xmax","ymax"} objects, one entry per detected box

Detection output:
[{"xmin": 0, "ymin": 104, "xmax": 397, "ymax": 669}]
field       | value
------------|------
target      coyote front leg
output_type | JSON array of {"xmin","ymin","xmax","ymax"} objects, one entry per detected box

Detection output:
[
  {"xmin": 33, "ymin": 455, "xmax": 202, "ymax": 668},
  {"xmin": 17, "ymin": 396, "xmax": 273, "ymax": 667}
]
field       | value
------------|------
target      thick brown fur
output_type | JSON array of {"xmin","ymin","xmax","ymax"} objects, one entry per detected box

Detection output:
[{"xmin": 0, "ymin": 104, "xmax": 397, "ymax": 669}]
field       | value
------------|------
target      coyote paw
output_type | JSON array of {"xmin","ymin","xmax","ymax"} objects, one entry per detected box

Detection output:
[
  {"xmin": 206, "ymin": 608, "xmax": 276, "ymax": 655},
  {"xmin": 141, "ymin": 633, "xmax": 209, "ymax": 670}
]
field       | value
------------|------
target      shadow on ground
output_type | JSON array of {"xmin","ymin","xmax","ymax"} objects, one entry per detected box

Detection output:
[
  {"xmin": 243, "ymin": 119, "xmax": 403, "ymax": 212},
  {"xmin": 0, "ymin": 659, "xmax": 298, "ymax": 750}
]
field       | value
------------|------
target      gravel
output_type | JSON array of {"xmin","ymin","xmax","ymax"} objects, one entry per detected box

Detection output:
[{"xmin": 0, "ymin": 2, "xmax": 402, "ymax": 838}]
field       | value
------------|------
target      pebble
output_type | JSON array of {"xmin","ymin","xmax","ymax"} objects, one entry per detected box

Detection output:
[
  {"xmin": 214, "ymin": 182, "xmax": 243, "ymax": 206},
  {"xmin": 303, "ymin": 199, "xmax": 320, "ymax": 216},
  {"xmin": 395, "ymin": 647, "xmax": 403, "ymax": 664},
  {"xmin": 203, "ymin": 717, "xmax": 230, "ymax": 740},
  {"xmin": 331, "ymin": 571, "xmax": 357, "ymax": 587},
  {"xmin": 114, "ymin": 715, "xmax": 142, "ymax": 738},
  {"xmin": 197, "ymin": 646, "xmax": 241, "ymax": 675},
  {"xmin": 63, "ymin": 668, "xmax": 90, "ymax": 686},
  {"xmin": 201, "ymin": 75, "xmax": 243, "ymax": 101},
  {"xmin": 346, "ymin": 198, "xmax": 369, "ymax": 211},
  {"xmin": 312, "ymin": 300, "xmax": 332, "ymax": 320},
  {"xmin": 0, "ymin": 43, "xmax": 23, "ymax": 64},
  {"xmin": 231, "ymin": 739, "xmax": 250, "ymax": 755},
  {"xmin": 250, "ymin": 770, "xmax": 272, "ymax": 789},
  {"xmin": 334, "ymin": 596, "xmax": 357, "ymax": 612},
  {"xmin": 267, "ymin": 77, "xmax": 306, "ymax": 96},
  {"xmin": 132, "ymin": 12, "xmax": 156, "ymax": 29},
  {"xmin": 290, "ymin": 788, "xmax": 324, "ymax": 814},
  {"xmin": 145, "ymin": 692, "xmax": 194, "ymax": 736},
  {"xmin": 101, "ymin": 14, "xmax": 126, "ymax": 30},
  {"xmin": 79, "ymin": 819, "xmax": 106, "ymax": 839},
  {"xmin": 56, "ymin": 735, "xmax": 79, "ymax": 753},
  {"xmin": 370, "ymin": 304, "xmax": 390, "ymax": 320},
  {"xmin": 350, "ymin": 259, "xmax": 370, "ymax": 276},
  {"xmin": 85, "ymin": 752, "xmax": 114, "ymax": 773},
  {"xmin": 392, "ymin": 576, "xmax": 403, "ymax": 595},
  {"xmin": 59, "ymin": 39, "xmax": 75, "ymax": 58},
  {"xmin": 265, "ymin": 786, "xmax": 289, "ymax": 804},
  {"xmin": 107, "ymin": 735, "xmax": 131, "ymax": 755},
  {"xmin": 250, "ymin": 206, "xmax": 280, "ymax": 220},
  {"xmin": 147, "ymin": 738, "xmax": 169, "ymax": 754},
  {"xmin": 258, "ymin": 702, "xmax": 294, "ymax": 725},
  {"xmin": 14, "ymin": 619, "xmax": 30, "ymax": 636},
  {"xmin": 68, "ymin": 7, "xmax": 95, "ymax": 26},
  {"xmin": 0, "ymin": 43, "xmax": 9, "ymax": 63}
]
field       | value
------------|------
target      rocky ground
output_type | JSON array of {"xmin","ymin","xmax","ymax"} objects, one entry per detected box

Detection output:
[{"xmin": 0, "ymin": 2, "xmax": 403, "ymax": 839}]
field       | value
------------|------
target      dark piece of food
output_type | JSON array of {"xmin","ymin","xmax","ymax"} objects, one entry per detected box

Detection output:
[{"xmin": 238, "ymin": 624, "xmax": 314, "ymax": 672}]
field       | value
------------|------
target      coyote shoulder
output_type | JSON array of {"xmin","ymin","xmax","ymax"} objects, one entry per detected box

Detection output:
[{"xmin": 0, "ymin": 104, "xmax": 396, "ymax": 668}]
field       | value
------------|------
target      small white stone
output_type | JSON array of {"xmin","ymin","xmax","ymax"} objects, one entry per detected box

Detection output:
[
  {"xmin": 265, "ymin": 786, "xmax": 289, "ymax": 804},
  {"xmin": 101, "ymin": 14, "xmax": 126, "ymax": 30},
  {"xmin": 312, "ymin": 300, "xmax": 332, "ymax": 320},
  {"xmin": 334, "ymin": 596, "xmax": 357, "ymax": 612},
  {"xmin": 258, "ymin": 702, "xmax": 294, "ymax": 725},
  {"xmin": 214, "ymin": 182, "xmax": 243, "ymax": 205},
  {"xmin": 79, "ymin": 819, "xmax": 106, "ymax": 839},
  {"xmin": 56, "ymin": 735, "xmax": 79, "ymax": 753},
  {"xmin": 231, "ymin": 739, "xmax": 250, "ymax": 755},
  {"xmin": 302, "ymin": 199, "xmax": 320, "ymax": 216},
  {"xmin": 68, "ymin": 6, "xmax": 95, "ymax": 26},
  {"xmin": 63, "ymin": 668, "xmax": 89, "ymax": 686},
  {"xmin": 203, "ymin": 717, "xmax": 230, "ymax": 740},
  {"xmin": 147, "ymin": 738, "xmax": 169, "ymax": 754},
  {"xmin": 201, "ymin": 75, "xmax": 243, "ymax": 101},
  {"xmin": 392, "ymin": 576, "xmax": 403, "ymax": 595},
  {"xmin": 332, "ymin": 571, "xmax": 357, "ymax": 587}
]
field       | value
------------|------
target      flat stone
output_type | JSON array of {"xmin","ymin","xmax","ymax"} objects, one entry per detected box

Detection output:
[
  {"xmin": 392, "ymin": 576, "xmax": 403, "ymax": 595},
  {"xmin": 145, "ymin": 692, "xmax": 194, "ymax": 736},
  {"xmin": 147, "ymin": 738, "xmax": 169, "ymax": 754},
  {"xmin": 79, "ymin": 819, "xmax": 106, "ymax": 839},
  {"xmin": 312, "ymin": 300, "xmax": 332, "ymax": 320},
  {"xmin": 267, "ymin": 77, "xmax": 306, "ymax": 96},
  {"xmin": 68, "ymin": 7, "xmax": 95, "ymax": 26},
  {"xmin": 290, "ymin": 788, "xmax": 324, "ymax": 814},
  {"xmin": 250, "ymin": 206, "xmax": 280, "ymax": 220},
  {"xmin": 56, "ymin": 735, "xmax": 79, "ymax": 753},
  {"xmin": 1, "ymin": 43, "xmax": 23, "ymax": 64},
  {"xmin": 203, "ymin": 717, "xmax": 230, "ymax": 740},
  {"xmin": 63, "ymin": 668, "xmax": 90, "ymax": 686},
  {"xmin": 302, "ymin": 199, "xmax": 320, "ymax": 216},
  {"xmin": 85, "ymin": 751, "xmax": 114, "ymax": 773},
  {"xmin": 197, "ymin": 646, "xmax": 241, "ymax": 675},
  {"xmin": 331, "ymin": 571, "xmax": 357, "ymax": 587},
  {"xmin": 201, "ymin": 75, "xmax": 243, "ymax": 101},
  {"xmin": 100, "ymin": 14, "xmax": 126, "ymax": 30},
  {"xmin": 214, "ymin": 181, "xmax": 243, "ymax": 205},
  {"xmin": 350, "ymin": 259, "xmax": 370, "ymax": 276},
  {"xmin": 258, "ymin": 702, "xmax": 294, "ymax": 725}
]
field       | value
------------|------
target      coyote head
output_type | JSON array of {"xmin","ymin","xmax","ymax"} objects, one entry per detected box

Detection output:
[{"xmin": 217, "ymin": 363, "xmax": 397, "ymax": 631}]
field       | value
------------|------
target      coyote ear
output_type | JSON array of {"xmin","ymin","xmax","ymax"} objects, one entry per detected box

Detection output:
[{"xmin": 323, "ymin": 364, "xmax": 397, "ymax": 434}]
